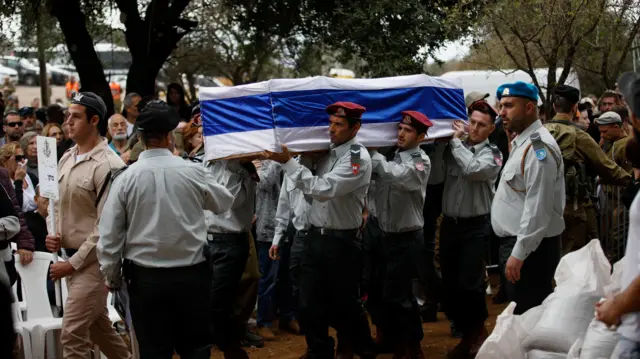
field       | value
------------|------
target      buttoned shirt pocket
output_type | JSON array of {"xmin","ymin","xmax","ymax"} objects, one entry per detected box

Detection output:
[{"xmin": 500, "ymin": 168, "xmax": 524, "ymax": 205}]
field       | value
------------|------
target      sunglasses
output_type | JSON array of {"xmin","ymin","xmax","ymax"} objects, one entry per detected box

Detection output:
[
  {"xmin": 14, "ymin": 155, "xmax": 25, "ymax": 162},
  {"xmin": 6, "ymin": 122, "xmax": 23, "ymax": 128}
]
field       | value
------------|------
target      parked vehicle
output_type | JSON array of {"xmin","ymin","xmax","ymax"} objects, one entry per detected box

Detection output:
[
  {"xmin": 0, "ymin": 65, "xmax": 18, "ymax": 85},
  {"xmin": 0, "ymin": 56, "xmax": 44, "ymax": 86}
]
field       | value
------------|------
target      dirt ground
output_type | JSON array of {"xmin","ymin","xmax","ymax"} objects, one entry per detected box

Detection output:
[{"xmin": 171, "ymin": 296, "xmax": 507, "ymax": 359}]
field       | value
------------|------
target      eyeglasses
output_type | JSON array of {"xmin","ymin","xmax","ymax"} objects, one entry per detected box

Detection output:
[
  {"xmin": 14, "ymin": 155, "xmax": 25, "ymax": 162},
  {"xmin": 6, "ymin": 122, "xmax": 23, "ymax": 128}
]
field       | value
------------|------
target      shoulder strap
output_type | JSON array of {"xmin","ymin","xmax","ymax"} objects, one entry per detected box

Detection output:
[
  {"xmin": 521, "ymin": 142, "xmax": 562, "ymax": 176},
  {"xmin": 350, "ymin": 144, "xmax": 362, "ymax": 175},
  {"xmin": 95, "ymin": 171, "xmax": 112, "ymax": 207}
]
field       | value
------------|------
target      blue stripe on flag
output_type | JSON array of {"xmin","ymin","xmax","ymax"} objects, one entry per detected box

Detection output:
[
  {"xmin": 202, "ymin": 86, "xmax": 465, "ymax": 136},
  {"xmin": 201, "ymin": 93, "xmax": 273, "ymax": 136}
]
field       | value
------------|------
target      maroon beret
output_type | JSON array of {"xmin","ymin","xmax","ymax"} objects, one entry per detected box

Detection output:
[
  {"xmin": 326, "ymin": 102, "xmax": 366, "ymax": 120},
  {"xmin": 401, "ymin": 110, "xmax": 433, "ymax": 132}
]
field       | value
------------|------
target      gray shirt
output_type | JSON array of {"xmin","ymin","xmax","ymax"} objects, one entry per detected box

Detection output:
[
  {"xmin": 370, "ymin": 147, "xmax": 430, "ymax": 233},
  {"xmin": 282, "ymin": 137, "xmax": 371, "ymax": 230},
  {"xmin": 255, "ymin": 160, "xmax": 282, "ymax": 243},
  {"xmin": 491, "ymin": 120, "xmax": 566, "ymax": 260},
  {"xmin": 97, "ymin": 149, "xmax": 234, "ymax": 288},
  {"xmin": 424, "ymin": 142, "xmax": 447, "ymax": 185},
  {"xmin": 205, "ymin": 159, "xmax": 256, "ymax": 233},
  {"xmin": 442, "ymin": 138, "xmax": 501, "ymax": 218},
  {"xmin": 273, "ymin": 175, "xmax": 312, "ymax": 247}
]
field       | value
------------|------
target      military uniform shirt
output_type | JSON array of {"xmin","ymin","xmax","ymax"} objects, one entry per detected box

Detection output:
[
  {"xmin": 424, "ymin": 142, "xmax": 447, "ymax": 185},
  {"xmin": 97, "ymin": 149, "xmax": 234, "ymax": 288},
  {"xmin": 205, "ymin": 159, "xmax": 256, "ymax": 233},
  {"xmin": 491, "ymin": 120, "xmax": 566, "ymax": 261},
  {"xmin": 282, "ymin": 137, "xmax": 371, "ymax": 230},
  {"xmin": 603, "ymin": 135, "xmax": 632, "ymax": 175},
  {"xmin": 273, "ymin": 174, "xmax": 312, "ymax": 247},
  {"xmin": 442, "ymin": 138, "xmax": 501, "ymax": 218},
  {"xmin": 370, "ymin": 147, "xmax": 430, "ymax": 232}
]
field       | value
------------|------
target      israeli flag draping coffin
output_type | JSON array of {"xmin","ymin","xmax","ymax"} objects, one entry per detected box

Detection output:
[{"xmin": 200, "ymin": 74, "xmax": 466, "ymax": 160}]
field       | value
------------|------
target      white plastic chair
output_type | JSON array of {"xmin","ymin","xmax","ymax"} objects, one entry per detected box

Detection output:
[
  {"xmin": 15, "ymin": 251, "xmax": 63, "ymax": 359},
  {"xmin": 12, "ymin": 301, "xmax": 33, "ymax": 359}
]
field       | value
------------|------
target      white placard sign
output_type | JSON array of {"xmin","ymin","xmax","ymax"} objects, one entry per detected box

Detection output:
[{"xmin": 37, "ymin": 136, "xmax": 59, "ymax": 200}]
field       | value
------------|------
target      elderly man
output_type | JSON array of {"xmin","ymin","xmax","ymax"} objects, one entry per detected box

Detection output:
[
  {"xmin": 108, "ymin": 114, "xmax": 130, "ymax": 163},
  {"xmin": 123, "ymin": 92, "xmax": 142, "ymax": 138}
]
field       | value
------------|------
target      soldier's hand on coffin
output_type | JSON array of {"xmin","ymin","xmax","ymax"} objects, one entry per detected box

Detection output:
[
  {"xmin": 252, "ymin": 160, "xmax": 263, "ymax": 171},
  {"xmin": 453, "ymin": 120, "xmax": 466, "ymax": 139},
  {"xmin": 266, "ymin": 145, "xmax": 292, "ymax": 163}
]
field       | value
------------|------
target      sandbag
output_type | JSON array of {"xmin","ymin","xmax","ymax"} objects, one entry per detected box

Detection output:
[
  {"xmin": 580, "ymin": 319, "xmax": 620, "ymax": 359},
  {"xmin": 567, "ymin": 339, "xmax": 582, "ymax": 359},
  {"xmin": 520, "ymin": 305, "xmax": 544, "ymax": 335},
  {"xmin": 524, "ymin": 240, "xmax": 612, "ymax": 353},
  {"xmin": 526, "ymin": 350, "xmax": 566, "ymax": 359},
  {"xmin": 604, "ymin": 257, "xmax": 626, "ymax": 296},
  {"xmin": 476, "ymin": 302, "xmax": 527, "ymax": 359}
]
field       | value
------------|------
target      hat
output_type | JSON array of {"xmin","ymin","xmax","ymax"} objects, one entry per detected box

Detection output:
[
  {"xmin": 496, "ymin": 81, "xmax": 539, "ymax": 102},
  {"xmin": 554, "ymin": 84, "xmax": 580, "ymax": 105},
  {"xmin": 580, "ymin": 97, "xmax": 595, "ymax": 108},
  {"xmin": 595, "ymin": 111, "xmax": 622, "ymax": 125},
  {"xmin": 400, "ymin": 110, "xmax": 432, "ymax": 133},
  {"xmin": 465, "ymin": 91, "xmax": 490, "ymax": 108},
  {"xmin": 469, "ymin": 100, "xmax": 498, "ymax": 119},
  {"xmin": 617, "ymin": 71, "xmax": 640, "ymax": 118},
  {"xmin": 70, "ymin": 92, "xmax": 107, "ymax": 122},
  {"xmin": 326, "ymin": 102, "xmax": 366, "ymax": 122},
  {"xmin": 136, "ymin": 100, "xmax": 180, "ymax": 133},
  {"xmin": 18, "ymin": 107, "xmax": 35, "ymax": 117}
]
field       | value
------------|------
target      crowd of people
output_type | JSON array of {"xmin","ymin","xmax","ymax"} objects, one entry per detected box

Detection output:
[{"xmin": 0, "ymin": 72, "xmax": 639, "ymax": 359}]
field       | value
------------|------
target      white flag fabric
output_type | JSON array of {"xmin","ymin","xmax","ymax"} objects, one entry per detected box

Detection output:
[{"xmin": 199, "ymin": 74, "xmax": 467, "ymax": 160}]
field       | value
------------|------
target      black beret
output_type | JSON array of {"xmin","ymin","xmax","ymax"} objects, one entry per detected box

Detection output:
[
  {"xmin": 18, "ymin": 107, "xmax": 35, "ymax": 117},
  {"xmin": 554, "ymin": 85, "xmax": 580, "ymax": 105},
  {"xmin": 136, "ymin": 100, "xmax": 180, "ymax": 133},
  {"xmin": 70, "ymin": 92, "xmax": 107, "ymax": 121}
]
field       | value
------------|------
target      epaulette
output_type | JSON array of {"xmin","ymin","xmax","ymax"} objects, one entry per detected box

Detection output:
[
  {"xmin": 350, "ymin": 144, "xmax": 362, "ymax": 175},
  {"xmin": 529, "ymin": 132, "xmax": 547, "ymax": 161}
]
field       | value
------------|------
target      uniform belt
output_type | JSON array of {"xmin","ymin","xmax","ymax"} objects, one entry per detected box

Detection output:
[
  {"xmin": 207, "ymin": 232, "xmax": 248, "ymax": 241},
  {"xmin": 442, "ymin": 214, "xmax": 490, "ymax": 226},
  {"xmin": 309, "ymin": 226, "xmax": 358, "ymax": 237}
]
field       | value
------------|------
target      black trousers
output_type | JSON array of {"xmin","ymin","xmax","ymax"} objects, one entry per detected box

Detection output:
[
  {"xmin": 126, "ymin": 261, "xmax": 211, "ymax": 359},
  {"xmin": 362, "ymin": 216, "xmax": 383, "ymax": 301},
  {"xmin": 366, "ymin": 229, "xmax": 424, "ymax": 345},
  {"xmin": 440, "ymin": 216, "xmax": 490, "ymax": 334},
  {"xmin": 289, "ymin": 227, "xmax": 307, "ymax": 319},
  {"xmin": 499, "ymin": 235, "xmax": 561, "ymax": 315},
  {"xmin": 299, "ymin": 227, "xmax": 375, "ymax": 359},
  {"xmin": 418, "ymin": 183, "xmax": 444, "ymax": 305},
  {"xmin": 208, "ymin": 233, "xmax": 250, "ymax": 351}
]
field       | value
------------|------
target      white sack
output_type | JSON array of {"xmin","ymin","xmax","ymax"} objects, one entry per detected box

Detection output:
[
  {"xmin": 520, "ymin": 305, "xmax": 545, "ymax": 335},
  {"xmin": 524, "ymin": 240, "xmax": 612, "ymax": 353},
  {"xmin": 604, "ymin": 257, "xmax": 626, "ymax": 296},
  {"xmin": 567, "ymin": 339, "xmax": 583, "ymax": 359},
  {"xmin": 476, "ymin": 302, "xmax": 527, "ymax": 359},
  {"xmin": 580, "ymin": 319, "xmax": 620, "ymax": 359}
]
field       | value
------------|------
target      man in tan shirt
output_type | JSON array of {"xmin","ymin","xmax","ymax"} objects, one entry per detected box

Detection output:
[{"xmin": 46, "ymin": 92, "xmax": 131, "ymax": 359}]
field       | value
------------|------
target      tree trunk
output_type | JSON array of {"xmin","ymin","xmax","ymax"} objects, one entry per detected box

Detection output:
[
  {"xmin": 125, "ymin": 58, "xmax": 163, "ymax": 100},
  {"xmin": 36, "ymin": 6, "xmax": 49, "ymax": 107},
  {"xmin": 185, "ymin": 72, "xmax": 197, "ymax": 103},
  {"xmin": 48, "ymin": 0, "xmax": 112, "ymax": 136}
]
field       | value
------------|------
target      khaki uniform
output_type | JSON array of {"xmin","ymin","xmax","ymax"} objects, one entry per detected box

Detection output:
[
  {"xmin": 545, "ymin": 114, "xmax": 631, "ymax": 254},
  {"xmin": 603, "ymin": 135, "xmax": 633, "ymax": 174},
  {"xmin": 52, "ymin": 139, "xmax": 130, "ymax": 359}
]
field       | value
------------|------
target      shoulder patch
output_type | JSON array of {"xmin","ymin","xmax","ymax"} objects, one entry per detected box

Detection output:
[
  {"xmin": 350, "ymin": 144, "xmax": 361, "ymax": 175},
  {"xmin": 411, "ymin": 152, "xmax": 425, "ymax": 171},
  {"xmin": 488, "ymin": 143, "xmax": 503, "ymax": 166},
  {"xmin": 530, "ymin": 132, "xmax": 547, "ymax": 161}
]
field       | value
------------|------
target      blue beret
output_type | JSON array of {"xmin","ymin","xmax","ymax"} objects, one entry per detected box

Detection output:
[{"xmin": 496, "ymin": 81, "xmax": 539, "ymax": 102}]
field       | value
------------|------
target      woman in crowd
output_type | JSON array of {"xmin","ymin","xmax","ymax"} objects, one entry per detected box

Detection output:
[
  {"xmin": 42, "ymin": 122, "xmax": 65, "ymax": 147},
  {"xmin": 166, "ymin": 83, "xmax": 191, "ymax": 122},
  {"xmin": 20, "ymin": 132, "xmax": 38, "ymax": 181},
  {"xmin": 0, "ymin": 143, "xmax": 37, "ymax": 212}
]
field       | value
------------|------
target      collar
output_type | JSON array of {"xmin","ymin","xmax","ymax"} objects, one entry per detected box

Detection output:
[
  {"xmin": 397, "ymin": 145, "xmax": 422, "ymax": 162},
  {"xmin": 466, "ymin": 139, "xmax": 489, "ymax": 153},
  {"xmin": 139, "ymin": 148, "xmax": 174, "ymax": 160},
  {"xmin": 70, "ymin": 138, "xmax": 109, "ymax": 161},
  {"xmin": 330, "ymin": 137, "xmax": 358, "ymax": 158},
  {"xmin": 552, "ymin": 113, "xmax": 574, "ymax": 122},
  {"xmin": 513, "ymin": 120, "xmax": 543, "ymax": 149}
]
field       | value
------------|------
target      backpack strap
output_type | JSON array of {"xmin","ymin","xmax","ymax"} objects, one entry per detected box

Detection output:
[{"xmin": 95, "ymin": 166, "xmax": 129, "ymax": 207}]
